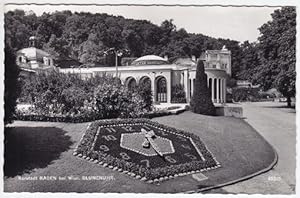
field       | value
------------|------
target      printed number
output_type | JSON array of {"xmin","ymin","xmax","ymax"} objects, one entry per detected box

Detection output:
[
  {"xmin": 268, "ymin": 176, "xmax": 281, "ymax": 181},
  {"xmin": 99, "ymin": 145, "xmax": 110, "ymax": 152},
  {"xmin": 181, "ymin": 144, "xmax": 192, "ymax": 150},
  {"xmin": 120, "ymin": 152, "xmax": 131, "ymax": 160},
  {"xmin": 140, "ymin": 159, "xmax": 150, "ymax": 168},
  {"xmin": 106, "ymin": 128, "xmax": 116, "ymax": 133},
  {"xmin": 102, "ymin": 135, "xmax": 117, "ymax": 141},
  {"xmin": 122, "ymin": 126, "xmax": 133, "ymax": 132},
  {"xmin": 178, "ymin": 136, "xmax": 187, "ymax": 141},
  {"xmin": 165, "ymin": 156, "xmax": 177, "ymax": 164},
  {"xmin": 184, "ymin": 153, "xmax": 197, "ymax": 160}
]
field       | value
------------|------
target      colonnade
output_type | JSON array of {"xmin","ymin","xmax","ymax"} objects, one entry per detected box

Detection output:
[{"xmin": 189, "ymin": 77, "xmax": 226, "ymax": 104}]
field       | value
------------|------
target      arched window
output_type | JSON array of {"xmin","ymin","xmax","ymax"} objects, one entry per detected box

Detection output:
[
  {"xmin": 43, "ymin": 57, "xmax": 49, "ymax": 65},
  {"xmin": 156, "ymin": 76, "xmax": 167, "ymax": 102},
  {"xmin": 126, "ymin": 77, "xmax": 137, "ymax": 90},
  {"xmin": 139, "ymin": 76, "xmax": 151, "ymax": 90}
]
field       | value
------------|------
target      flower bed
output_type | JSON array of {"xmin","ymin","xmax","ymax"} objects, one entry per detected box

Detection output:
[
  {"xmin": 14, "ymin": 109, "xmax": 172, "ymax": 123},
  {"xmin": 73, "ymin": 118, "xmax": 220, "ymax": 183}
]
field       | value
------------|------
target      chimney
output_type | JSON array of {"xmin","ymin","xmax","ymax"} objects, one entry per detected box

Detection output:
[
  {"xmin": 164, "ymin": 55, "xmax": 168, "ymax": 61},
  {"xmin": 191, "ymin": 55, "xmax": 196, "ymax": 61}
]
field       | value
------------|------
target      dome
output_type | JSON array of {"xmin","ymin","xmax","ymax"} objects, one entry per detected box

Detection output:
[
  {"xmin": 17, "ymin": 48, "xmax": 51, "ymax": 61},
  {"xmin": 131, "ymin": 55, "xmax": 168, "ymax": 66}
]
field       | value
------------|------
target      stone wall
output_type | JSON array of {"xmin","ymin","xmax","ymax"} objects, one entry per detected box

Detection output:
[{"xmin": 216, "ymin": 106, "xmax": 243, "ymax": 118}]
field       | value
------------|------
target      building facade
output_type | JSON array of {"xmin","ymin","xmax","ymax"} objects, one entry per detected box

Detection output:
[
  {"xmin": 59, "ymin": 47, "xmax": 231, "ymax": 104},
  {"xmin": 16, "ymin": 37, "xmax": 231, "ymax": 105}
]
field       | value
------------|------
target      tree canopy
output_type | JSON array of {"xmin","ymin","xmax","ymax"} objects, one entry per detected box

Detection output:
[
  {"xmin": 235, "ymin": 7, "xmax": 296, "ymax": 106},
  {"xmin": 5, "ymin": 9, "xmax": 242, "ymax": 76}
]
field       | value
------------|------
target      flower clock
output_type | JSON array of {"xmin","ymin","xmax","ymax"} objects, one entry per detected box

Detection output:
[{"xmin": 74, "ymin": 119, "xmax": 221, "ymax": 183}]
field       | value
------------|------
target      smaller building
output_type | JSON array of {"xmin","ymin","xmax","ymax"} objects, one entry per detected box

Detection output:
[
  {"xmin": 204, "ymin": 45, "xmax": 232, "ymax": 76},
  {"xmin": 16, "ymin": 36, "xmax": 57, "ymax": 77},
  {"xmin": 236, "ymin": 80, "xmax": 260, "ymax": 88}
]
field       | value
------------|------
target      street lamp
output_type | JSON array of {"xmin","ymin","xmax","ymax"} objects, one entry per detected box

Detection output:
[{"xmin": 104, "ymin": 47, "xmax": 129, "ymax": 78}]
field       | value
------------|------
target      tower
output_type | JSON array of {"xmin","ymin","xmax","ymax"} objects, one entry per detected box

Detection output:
[{"xmin": 29, "ymin": 36, "xmax": 36, "ymax": 47}]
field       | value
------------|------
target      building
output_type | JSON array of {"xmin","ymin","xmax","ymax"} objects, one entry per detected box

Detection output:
[
  {"xmin": 236, "ymin": 80, "xmax": 260, "ymax": 88},
  {"xmin": 59, "ymin": 47, "xmax": 231, "ymax": 104},
  {"xmin": 16, "ymin": 36, "xmax": 57, "ymax": 77},
  {"xmin": 16, "ymin": 37, "xmax": 231, "ymax": 105}
]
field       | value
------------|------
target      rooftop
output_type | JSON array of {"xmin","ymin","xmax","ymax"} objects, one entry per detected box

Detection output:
[
  {"xmin": 17, "ymin": 47, "xmax": 52, "ymax": 60},
  {"xmin": 131, "ymin": 55, "xmax": 169, "ymax": 66}
]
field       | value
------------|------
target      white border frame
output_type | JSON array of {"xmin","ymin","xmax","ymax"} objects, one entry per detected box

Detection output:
[{"xmin": 0, "ymin": 1, "xmax": 299, "ymax": 198}]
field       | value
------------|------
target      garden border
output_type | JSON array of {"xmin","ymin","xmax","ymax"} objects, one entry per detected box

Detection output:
[
  {"xmin": 14, "ymin": 110, "xmax": 172, "ymax": 123},
  {"xmin": 73, "ymin": 118, "xmax": 221, "ymax": 183}
]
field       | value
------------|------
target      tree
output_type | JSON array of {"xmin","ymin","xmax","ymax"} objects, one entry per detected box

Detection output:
[
  {"xmin": 4, "ymin": 10, "xmax": 34, "ymax": 51},
  {"xmin": 190, "ymin": 60, "xmax": 216, "ymax": 115},
  {"xmin": 255, "ymin": 7, "xmax": 296, "ymax": 107},
  {"xmin": 237, "ymin": 41, "xmax": 260, "ymax": 81},
  {"xmin": 78, "ymin": 33, "xmax": 105, "ymax": 64},
  {"xmin": 43, "ymin": 34, "xmax": 70, "ymax": 58},
  {"xmin": 5, "ymin": 9, "xmax": 243, "ymax": 71},
  {"xmin": 4, "ymin": 46, "xmax": 21, "ymax": 124}
]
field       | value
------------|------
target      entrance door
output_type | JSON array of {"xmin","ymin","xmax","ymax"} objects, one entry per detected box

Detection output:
[{"xmin": 156, "ymin": 77, "xmax": 167, "ymax": 102}]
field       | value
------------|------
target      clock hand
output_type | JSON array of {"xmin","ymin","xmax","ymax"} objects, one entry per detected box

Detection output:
[{"xmin": 141, "ymin": 128, "xmax": 164, "ymax": 157}]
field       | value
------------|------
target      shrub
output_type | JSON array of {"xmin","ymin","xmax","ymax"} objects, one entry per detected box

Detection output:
[
  {"xmin": 60, "ymin": 86, "xmax": 89, "ymax": 115},
  {"xmin": 226, "ymin": 92, "xmax": 233, "ymax": 103},
  {"xmin": 232, "ymin": 87, "xmax": 260, "ymax": 102},
  {"xmin": 258, "ymin": 91, "xmax": 275, "ymax": 99},
  {"xmin": 190, "ymin": 60, "xmax": 216, "ymax": 115},
  {"xmin": 18, "ymin": 76, "xmax": 35, "ymax": 103},
  {"xmin": 17, "ymin": 71, "xmax": 153, "ymax": 120},
  {"xmin": 93, "ymin": 81, "xmax": 147, "ymax": 119},
  {"xmin": 171, "ymin": 84, "xmax": 186, "ymax": 103},
  {"xmin": 136, "ymin": 80, "xmax": 153, "ymax": 111},
  {"xmin": 4, "ymin": 47, "xmax": 21, "ymax": 124}
]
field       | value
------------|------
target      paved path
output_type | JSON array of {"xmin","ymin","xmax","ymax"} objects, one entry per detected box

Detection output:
[{"xmin": 212, "ymin": 101, "xmax": 296, "ymax": 194}]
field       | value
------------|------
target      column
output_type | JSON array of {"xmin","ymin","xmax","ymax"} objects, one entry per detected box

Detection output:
[
  {"xmin": 220, "ymin": 79, "xmax": 224, "ymax": 103},
  {"xmin": 151, "ymin": 76, "xmax": 156, "ymax": 103},
  {"xmin": 223, "ymin": 79, "xmax": 226, "ymax": 103},
  {"xmin": 183, "ymin": 70, "xmax": 190, "ymax": 103},
  {"xmin": 216, "ymin": 78, "xmax": 220, "ymax": 103},
  {"xmin": 167, "ymin": 73, "xmax": 172, "ymax": 104},
  {"xmin": 211, "ymin": 78, "xmax": 215, "ymax": 103}
]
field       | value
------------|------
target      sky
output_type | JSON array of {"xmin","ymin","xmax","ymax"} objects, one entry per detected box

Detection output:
[{"xmin": 4, "ymin": 4, "xmax": 280, "ymax": 42}]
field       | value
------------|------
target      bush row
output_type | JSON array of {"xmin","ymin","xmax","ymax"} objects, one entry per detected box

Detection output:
[
  {"xmin": 231, "ymin": 87, "xmax": 276, "ymax": 102},
  {"xmin": 15, "ymin": 109, "xmax": 172, "ymax": 123},
  {"xmin": 17, "ymin": 72, "xmax": 153, "ymax": 120}
]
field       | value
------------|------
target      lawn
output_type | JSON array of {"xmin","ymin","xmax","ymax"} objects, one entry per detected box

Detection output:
[{"xmin": 4, "ymin": 111, "xmax": 277, "ymax": 193}]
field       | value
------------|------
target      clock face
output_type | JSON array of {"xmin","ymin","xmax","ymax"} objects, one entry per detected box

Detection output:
[
  {"xmin": 75, "ymin": 119, "xmax": 220, "ymax": 182},
  {"xmin": 93, "ymin": 123, "xmax": 205, "ymax": 168}
]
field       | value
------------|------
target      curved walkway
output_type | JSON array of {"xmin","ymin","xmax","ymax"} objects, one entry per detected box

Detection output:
[{"xmin": 209, "ymin": 102, "xmax": 296, "ymax": 194}]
